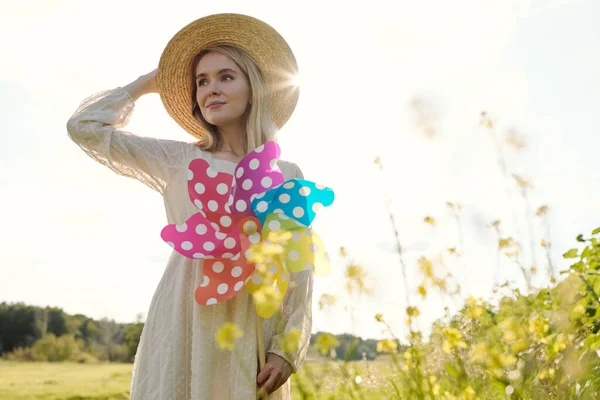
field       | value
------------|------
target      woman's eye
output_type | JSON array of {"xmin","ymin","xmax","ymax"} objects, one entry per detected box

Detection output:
[
  {"xmin": 198, "ymin": 76, "xmax": 232, "ymax": 87},
  {"xmin": 222, "ymin": 75, "xmax": 233, "ymax": 81}
]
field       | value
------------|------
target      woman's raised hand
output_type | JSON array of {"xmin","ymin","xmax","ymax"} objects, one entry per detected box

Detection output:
[{"xmin": 123, "ymin": 68, "xmax": 159, "ymax": 101}]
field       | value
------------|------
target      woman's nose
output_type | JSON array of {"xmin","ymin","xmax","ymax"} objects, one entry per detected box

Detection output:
[{"xmin": 207, "ymin": 81, "xmax": 221, "ymax": 95}]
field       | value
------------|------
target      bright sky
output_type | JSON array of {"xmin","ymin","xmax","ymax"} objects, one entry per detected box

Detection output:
[{"xmin": 1, "ymin": 0, "xmax": 599, "ymax": 341}]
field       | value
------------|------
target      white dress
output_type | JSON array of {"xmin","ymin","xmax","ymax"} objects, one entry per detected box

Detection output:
[{"xmin": 66, "ymin": 87, "xmax": 313, "ymax": 400}]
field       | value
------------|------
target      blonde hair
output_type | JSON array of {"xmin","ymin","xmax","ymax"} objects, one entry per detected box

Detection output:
[{"xmin": 190, "ymin": 45, "xmax": 278, "ymax": 154}]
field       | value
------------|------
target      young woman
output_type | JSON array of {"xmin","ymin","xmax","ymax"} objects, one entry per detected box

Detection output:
[{"xmin": 66, "ymin": 14, "xmax": 312, "ymax": 399}]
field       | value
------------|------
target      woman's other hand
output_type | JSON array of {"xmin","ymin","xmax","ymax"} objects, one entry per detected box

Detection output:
[{"xmin": 256, "ymin": 353, "xmax": 293, "ymax": 397}]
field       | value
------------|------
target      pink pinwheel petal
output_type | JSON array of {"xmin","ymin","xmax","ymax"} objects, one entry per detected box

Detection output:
[
  {"xmin": 161, "ymin": 213, "xmax": 261, "ymax": 260},
  {"xmin": 187, "ymin": 158, "xmax": 234, "ymax": 213},
  {"xmin": 228, "ymin": 142, "xmax": 285, "ymax": 215}
]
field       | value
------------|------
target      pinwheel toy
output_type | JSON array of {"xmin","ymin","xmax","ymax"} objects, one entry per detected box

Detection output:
[{"xmin": 160, "ymin": 140, "xmax": 334, "ymax": 324}]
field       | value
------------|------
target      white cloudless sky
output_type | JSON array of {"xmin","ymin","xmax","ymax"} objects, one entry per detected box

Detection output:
[{"xmin": 1, "ymin": 0, "xmax": 599, "ymax": 340}]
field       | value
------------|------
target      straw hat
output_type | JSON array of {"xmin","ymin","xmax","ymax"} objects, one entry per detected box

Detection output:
[{"xmin": 157, "ymin": 13, "xmax": 300, "ymax": 141}]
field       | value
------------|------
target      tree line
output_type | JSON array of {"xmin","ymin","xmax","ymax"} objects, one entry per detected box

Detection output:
[
  {"xmin": 0, "ymin": 302, "xmax": 143, "ymax": 363},
  {"xmin": 0, "ymin": 302, "xmax": 390, "ymax": 363}
]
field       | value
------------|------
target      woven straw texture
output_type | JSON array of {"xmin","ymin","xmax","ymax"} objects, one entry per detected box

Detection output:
[{"xmin": 157, "ymin": 13, "xmax": 299, "ymax": 140}]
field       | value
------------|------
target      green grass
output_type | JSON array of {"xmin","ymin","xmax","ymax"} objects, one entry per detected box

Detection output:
[
  {"xmin": 0, "ymin": 359, "xmax": 393, "ymax": 400},
  {"xmin": 0, "ymin": 361, "xmax": 131, "ymax": 400}
]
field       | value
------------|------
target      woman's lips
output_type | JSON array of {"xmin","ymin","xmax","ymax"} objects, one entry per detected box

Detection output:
[{"xmin": 207, "ymin": 103, "xmax": 225, "ymax": 110}]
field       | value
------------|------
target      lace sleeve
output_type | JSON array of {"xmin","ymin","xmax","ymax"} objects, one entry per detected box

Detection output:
[
  {"xmin": 267, "ymin": 163, "xmax": 314, "ymax": 373},
  {"xmin": 66, "ymin": 87, "xmax": 192, "ymax": 194}
]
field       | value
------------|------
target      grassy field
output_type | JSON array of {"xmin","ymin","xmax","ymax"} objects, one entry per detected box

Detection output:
[
  {"xmin": 0, "ymin": 361, "xmax": 132, "ymax": 400},
  {"xmin": 0, "ymin": 360, "xmax": 392, "ymax": 400}
]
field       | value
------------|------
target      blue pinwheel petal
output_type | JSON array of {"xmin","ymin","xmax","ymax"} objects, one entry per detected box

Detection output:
[{"xmin": 251, "ymin": 179, "xmax": 334, "ymax": 226}]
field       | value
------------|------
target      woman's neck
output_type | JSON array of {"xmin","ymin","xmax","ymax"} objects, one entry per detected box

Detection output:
[{"xmin": 214, "ymin": 124, "xmax": 246, "ymax": 161}]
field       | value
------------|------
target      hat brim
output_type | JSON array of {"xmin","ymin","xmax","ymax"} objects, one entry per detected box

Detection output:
[{"xmin": 157, "ymin": 13, "xmax": 300, "ymax": 141}]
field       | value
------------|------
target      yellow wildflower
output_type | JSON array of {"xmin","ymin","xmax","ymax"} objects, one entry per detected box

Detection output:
[
  {"xmin": 318, "ymin": 294, "xmax": 337, "ymax": 311},
  {"xmin": 279, "ymin": 329, "xmax": 301, "ymax": 353},
  {"xmin": 216, "ymin": 322, "xmax": 243, "ymax": 351},
  {"xmin": 418, "ymin": 257, "xmax": 434, "ymax": 278},
  {"xmin": 442, "ymin": 327, "xmax": 467, "ymax": 354},
  {"xmin": 376, "ymin": 339, "xmax": 398, "ymax": 354},
  {"xmin": 313, "ymin": 333, "xmax": 339, "ymax": 356},
  {"xmin": 253, "ymin": 285, "xmax": 283, "ymax": 318},
  {"xmin": 424, "ymin": 216, "xmax": 436, "ymax": 226}
]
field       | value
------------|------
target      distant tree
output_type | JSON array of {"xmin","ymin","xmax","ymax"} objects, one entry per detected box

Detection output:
[
  {"xmin": 124, "ymin": 322, "xmax": 144, "ymax": 362},
  {"xmin": 0, "ymin": 302, "xmax": 42, "ymax": 354}
]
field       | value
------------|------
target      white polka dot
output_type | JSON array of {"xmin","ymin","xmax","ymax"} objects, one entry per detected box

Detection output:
[
  {"xmin": 175, "ymin": 223, "xmax": 187, "ymax": 232},
  {"xmin": 255, "ymin": 192, "xmax": 266, "ymax": 200},
  {"xmin": 224, "ymin": 203, "xmax": 231, "ymax": 213},
  {"xmin": 304, "ymin": 262, "xmax": 315, "ymax": 271},
  {"xmin": 299, "ymin": 187, "xmax": 311, "ymax": 196},
  {"xmin": 220, "ymin": 216, "xmax": 232, "ymax": 227},
  {"xmin": 261, "ymin": 176, "xmax": 273, "ymax": 188},
  {"xmin": 245, "ymin": 249, "xmax": 253, "ymax": 260},
  {"xmin": 309, "ymin": 243, "xmax": 319, "ymax": 253},
  {"xmin": 249, "ymin": 159, "xmax": 260, "ymax": 170},
  {"xmin": 293, "ymin": 207, "xmax": 305, "ymax": 218},
  {"xmin": 206, "ymin": 298, "xmax": 217, "ymax": 305},
  {"xmin": 187, "ymin": 169, "xmax": 194, "ymax": 180},
  {"xmin": 212, "ymin": 262, "xmax": 224, "ymax": 273},
  {"xmin": 256, "ymin": 201, "xmax": 268, "ymax": 213},
  {"xmin": 279, "ymin": 194, "xmax": 291, "ymax": 203},
  {"xmin": 324, "ymin": 253, "xmax": 331, "ymax": 262},
  {"xmin": 270, "ymin": 159, "xmax": 278, "ymax": 169},
  {"xmin": 200, "ymin": 276, "xmax": 209, "ymax": 287},
  {"xmin": 206, "ymin": 167, "xmax": 217, "ymax": 178},
  {"xmin": 224, "ymin": 237, "xmax": 236, "ymax": 249},
  {"xmin": 236, "ymin": 200, "xmax": 247, "ymax": 212},
  {"xmin": 316, "ymin": 183, "xmax": 326, "ymax": 189},
  {"xmin": 208, "ymin": 200, "xmax": 218, "ymax": 211},
  {"xmin": 269, "ymin": 263, "xmax": 279, "ymax": 274},
  {"xmin": 181, "ymin": 241, "xmax": 193, "ymax": 251},
  {"xmin": 284, "ymin": 181, "xmax": 295, "ymax": 189},
  {"xmin": 249, "ymin": 233, "xmax": 261, "ymax": 244},
  {"xmin": 304, "ymin": 228, "xmax": 312, "ymax": 236},
  {"xmin": 255, "ymin": 144, "xmax": 265, "ymax": 153},
  {"xmin": 273, "ymin": 209, "xmax": 283, "ymax": 214},
  {"xmin": 236, "ymin": 167, "xmax": 244, "ymax": 178},
  {"xmin": 166, "ymin": 241, "xmax": 175, "ymax": 248},
  {"xmin": 312, "ymin": 202, "xmax": 323, "ymax": 212},
  {"xmin": 251, "ymin": 273, "xmax": 263, "ymax": 284},
  {"xmin": 279, "ymin": 214, "xmax": 289, "ymax": 220},
  {"xmin": 217, "ymin": 183, "xmax": 228, "ymax": 195},
  {"xmin": 292, "ymin": 231, "xmax": 302, "ymax": 242},
  {"xmin": 231, "ymin": 266, "xmax": 243, "ymax": 277},
  {"xmin": 268, "ymin": 220, "xmax": 281, "ymax": 231},
  {"xmin": 281, "ymin": 271, "xmax": 288, "ymax": 282},
  {"xmin": 194, "ymin": 199, "xmax": 203, "ymax": 209},
  {"xmin": 215, "ymin": 232, "xmax": 227, "ymax": 240},
  {"xmin": 234, "ymin": 281, "xmax": 244, "ymax": 291},
  {"xmin": 232, "ymin": 253, "xmax": 241, "ymax": 261},
  {"xmin": 211, "ymin": 222, "xmax": 220, "ymax": 230},
  {"xmin": 195, "ymin": 183, "xmax": 205, "ymax": 194},
  {"xmin": 217, "ymin": 283, "xmax": 228, "ymax": 294},
  {"xmin": 203, "ymin": 242, "xmax": 215, "ymax": 251},
  {"xmin": 193, "ymin": 252, "xmax": 205, "ymax": 258},
  {"xmin": 242, "ymin": 179, "xmax": 253, "ymax": 190},
  {"xmin": 223, "ymin": 252, "xmax": 234, "ymax": 258},
  {"xmin": 288, "ymin": 250, "xmax": 300, "ymax": 261}
]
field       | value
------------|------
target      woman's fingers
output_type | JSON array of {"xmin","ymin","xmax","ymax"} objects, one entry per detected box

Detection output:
[{"xmin": 259, "ymin": 371, "xmax": 278, "ymax": 395}]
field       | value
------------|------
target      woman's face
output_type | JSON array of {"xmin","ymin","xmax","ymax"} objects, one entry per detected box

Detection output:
[{"xmin": 195, "ymin": 53, "xmax": 251, "ymax": 127}]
